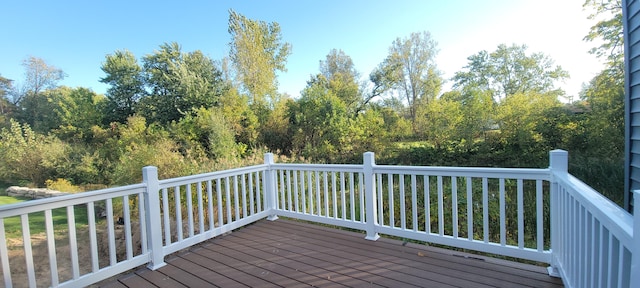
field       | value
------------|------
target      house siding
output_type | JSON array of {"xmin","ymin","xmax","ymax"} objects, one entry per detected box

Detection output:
[{"xmin": 625, "ymin": 0, "xmax": 640, "ymax": 210}]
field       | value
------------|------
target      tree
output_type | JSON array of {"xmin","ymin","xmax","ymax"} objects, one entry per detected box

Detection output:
[
  {"xmin": 228, "ymin": 9, "xmax": 291, "ymax": 107},
  {"xmin": 0, "ymin": 75, "xmax": 16, "ymax": 126},
  {"xmin": 319, "ymin": 49, "xmax": 362, "ymax": 114},
  {"xmin": 100, "ymin": 50, "xmax": 145, "ymax": 124},
  {"xmin": 453, "ymin": 44, "xmax": 569, "ymax": 101},
  {"xmin": 20, "ymin": 56, "xmax": 66, "ymax": 96},
  {"xmin": 0, "ymin": 119, "xmax": 67, "ymax": 186},
  {"xmin": 52, "ymin": 87, "xmax": 106, "ymax": 142},
  {"xmin": 373, "ymin": 31, "xmax": 443, "ymax": 129},
  {"xmin": 141, "ymin": 42, "xmax": 227, "ymax": 124},
  {"xmin": 583, "ymin": 0, "xmax": 623, "ymax": 65}
]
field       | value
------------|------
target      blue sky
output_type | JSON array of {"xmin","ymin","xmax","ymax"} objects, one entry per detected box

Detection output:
[{"xmin": 1, "ymin": 0, "xmax": 602, "ymax": 100}]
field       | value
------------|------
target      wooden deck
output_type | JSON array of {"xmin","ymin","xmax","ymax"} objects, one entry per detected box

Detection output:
[{"xmin": 96, "ymin": 219, "xmax": 563, "ymax": 288}]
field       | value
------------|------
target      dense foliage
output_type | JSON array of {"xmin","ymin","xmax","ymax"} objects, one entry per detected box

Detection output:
[{"xmin": 0, "ymin": 3, "xmax": 625, "ymax": 205}]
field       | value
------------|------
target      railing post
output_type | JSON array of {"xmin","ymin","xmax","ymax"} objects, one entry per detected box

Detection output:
[
  {"xmin": 142, "ymin": 166, "xmax": 166, "ymax": 270},
  {"xmin": 364, "ymin": 152, "xmax": 380, "ymax": 241},
  {"xmin": 264, "ymin": 153, "xmax": 279, "ymax": 221},
  {"xmin": 548, "ymin": 149, "xmax": 567, "ymax": 277},
  {"xmin": 632, "ymin": 190, "xmax": 640, "ymax": 286}
]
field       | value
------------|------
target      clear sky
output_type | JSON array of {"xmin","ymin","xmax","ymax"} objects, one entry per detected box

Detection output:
[{"xmin": 1, "ymin": 0, "xmax": 603, "ymax": 100}]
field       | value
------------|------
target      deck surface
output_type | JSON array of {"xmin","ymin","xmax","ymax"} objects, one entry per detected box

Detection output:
[{"xmin": 97, "ymin": 219, "xmax": 563, "ymax": 288}]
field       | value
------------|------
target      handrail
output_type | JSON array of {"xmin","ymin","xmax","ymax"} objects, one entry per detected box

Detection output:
[{"xmin": 1, "ymin": 150, "xmax": 637, "ymax": 287}]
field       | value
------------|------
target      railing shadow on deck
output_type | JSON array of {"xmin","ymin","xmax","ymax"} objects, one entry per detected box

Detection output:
[{"xmin": 0, "ymin": 149, "xmax": 637, "ymax": 288}]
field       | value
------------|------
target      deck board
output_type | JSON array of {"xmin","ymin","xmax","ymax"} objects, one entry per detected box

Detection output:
[{"xmin": 96, "ymin": 219, "xmax": 564, "ymax": 288}]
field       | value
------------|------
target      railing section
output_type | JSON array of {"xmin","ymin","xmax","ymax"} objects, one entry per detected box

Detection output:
[
  {"xmin": 270, "ymin": 153, "xmax": 552, "ymax": 263},
  {"xmin": 0, "ymin": 184, "xmax": 150, "ymax": 288},
  {"xmin": 550, "ymin": 150, "xmax": 635, "ymax": 288},
  {"xmin": 156, "ymin": 164, "xmax": 270, "ymax": 256}
]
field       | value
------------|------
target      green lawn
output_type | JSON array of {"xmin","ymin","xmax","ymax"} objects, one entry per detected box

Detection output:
[{"xmin": 1, "ymin": 195, "xmax": 89, "ymax": 238}]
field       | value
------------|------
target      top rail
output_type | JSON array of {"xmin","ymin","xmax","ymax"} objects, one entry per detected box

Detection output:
[{"xmin": 374, "ymin": 165, "xmax": 551, "ymax": 180}]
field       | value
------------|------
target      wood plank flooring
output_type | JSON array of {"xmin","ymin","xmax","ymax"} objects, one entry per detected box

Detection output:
[{"xmin": 96, "ymin": 219, "xmax": 564, "ymax": 287}]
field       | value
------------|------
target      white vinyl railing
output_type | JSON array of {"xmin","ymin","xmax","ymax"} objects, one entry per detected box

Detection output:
[{"xmin": 0, "ymin": 150, "xmax": 638, "ymax": 287}]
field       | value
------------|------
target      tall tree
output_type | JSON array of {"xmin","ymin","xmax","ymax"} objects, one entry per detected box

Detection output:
[
  {"xmin": 100, "ymin": 50, "xmax": 145, "ymax": 124},
  {"xmin": 20, "ymin": 56, "xmax": 66, "ymax": 97},
  {"xmin": 373, "ymin": 31, "xmax": 442, "ymax": 129},
  {"xmin": 453, "ymin": 44, "xmax": 569, "ymax": 101},
  {"xmin": 228, "ymin": 9, "xmax": 291, "ymax": 107},
  {"xmin": 141, "ymin": 42, "xmax": 226, "ymax": 124},
  {"xmin": 0, "ymin": 75, "xmax": 15, "ymax": 126},
  {"xmin": 318, "ymin": 49, "xmax": 362, "ymax": 115}
]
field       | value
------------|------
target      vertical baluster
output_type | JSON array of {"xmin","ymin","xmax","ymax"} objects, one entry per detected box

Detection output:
[
  {"xmin": 249, "ymin": 173, "xmax": 255, "ymax": 215},
  {"xmin": 106, "ymin": 198, "xmax": 117, "ymax": 265},
  {"xmin": 425, "ymin": 175, "xmax": 430, "ymax": 234},
  {"xmin": 287, "ymin": 170, "xmax": 293, "ymax": 211},
  {"xmin": 399, "ymin": 174, "xmax": 406, "ymax": 230},
  {"xmin": 301, "ymin": 171, "xmax": 307, "ymax": 214},
  {"xmin": 466, "ymin": 177, "xmax": 473, "ymax": 241},
  {"xmin": 411, "ymin": 174, "xmax": 417, "ymax": 232},
  {"xmin": 341, "ymin": 172, "xmax": 346, "ymax": 220},
  {"xmin": 499, "ymin": 178, "xmax": 506, "ymax": 246},
  {"xmin": 207, "ymin": 180, "xmax": 214, "ymax": 230},
  {"xmin": 233, "ymin": 176, "xmax": 240, "ymax": 222},
  {"xmin": 138, "ymin": 193, "xmax": 147, "ymax": 253},
  {"xmin": 359, "ymin": 173, "xmax": 365, "ymax": 222},
  {"xmin": 87, "ymin": 202, "xmax": 99, "ymax": 273},
  {"xmin": 452, "ymin": 176, "xmax": 458, "ymax": 238},
  {"xmin": 233, "ymin": 175, "xmax": 240, "ymax": 221},
  {"xmin": 600, "ymin": 225, "xmax": 609, "ymax": 288},
  {"xmin": 482, "ymin": 178, "xmax": 489, "ymax": 243},
  {"xmin": 591, "ymin": 217, "xmax": 599, "ymax": 287},
  {"xmin": 279, "ymin": 170, "xmax": 286, "ymax": 211},
  {"xmin": 377, "ymin": 174, "xmax": 383, "ymax": 225},
  {"xmin": 349, "ymin": 173, "xmax": 356, "ymax": 221},
  {"xmin": 45, "ymin": 209, "xmax": 59, "ymax": 286},
  {"xmin": 332, "ymin": 172, "xmax": 338, "ymax": 219},
  {"xmin": 197, "ymin": 182, "xmax": 204, "ymax": 233},
  {"xmin": 174, "ymin": 186, "xmax": 183, "ymax": 241},
  {"xmin": 67, "ymin": 205, "xmax": 80, "ymax": 278},
  {"xmin": 122, "ymin": 196, "xmax": 133, "ymax": 260},
  {"xmin": 308, "ymin": 171, "xmax": 314, "ymax": 215},
  {"xmin": 225, "ymin": 177, "xmax": 232, "ymax": 224},
  {"xmin": 186, "ymin": 185, "xmax": 194, "ymax": 237},
  {"xmin": 324, "ymin": 171, "xmax": 329, "ymax": 217},
  {"xmin": 162, "ymin": 188, "xmax": 170, "ymax": 244},
  {"xmin": 293, "ymin": 170, "xmax": 300, "ymax": 212},
  {"xmin": 0, "ymin": 219, "xmax": 11, "ymax": 288},
  {"xmin": 517, "ymin": 179, "xmax": 524, "ymax": 249},
  {"xmin": 216, "ymin": 179, "xmax": 223, "ymax": 227},
  {"xmin": 536, "ymin": 180, "xmax": 543, "ymax": 251},
  {"xmin": 388, "ymin": 173, "xmax": 394, "ymax": 227},
  {"xmin": 437, "ymin": 175, "xmax": 444, "ymax": 236},
  {"xmin": 241, "ymin": 175, "xmax": 247, "ymax": 219},
  {"xmin": 256, "ymin": 171, "xmax": 262, "ymax": 212},
  {"xmin": 21, "ymin": 214, "xmax": 36, "ymax": 287},
  {"xmin": 315, "ymin": 171, "xmax": 321, "ymax": 216}
]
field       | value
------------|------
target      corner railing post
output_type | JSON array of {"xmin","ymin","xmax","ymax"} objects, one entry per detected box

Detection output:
[
  {"xmin": 548, "ymin": 149, "xmax": 567, "ymax": 277},
  {"xmin": 142, "ymin": 166, "xmax": 166, "ymax": 270},
  {"xmin": 364, "ymin": 152, "xmax": 380, "ymax": 240},
  {"xmin": 631, "ymin": 190, "xmax": 640, "ymax": 285},
  {"xmin": 264, "ymin": 153, "xmax": 279, "ymax": 221}
]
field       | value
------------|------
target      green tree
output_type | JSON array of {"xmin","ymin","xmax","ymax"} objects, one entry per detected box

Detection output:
[
  {"xmin": 0, "ymin": 75, "xmax": 16, "ymax": 127},
  {"xmin": 583, "ymin": 0, "xmax": 622, "ymax": 65},
  {"xmin": 100, "ymin": 50, "xmax": 145, "ymax": 124},
  {"xmin": 318, "ymin": 49, "xmax": 362, "ymax": 115},
  {"xmin": 416, "ymin": 98, "xmax": 464, "ymax": 148},
  {"xmin": 228, "ymin": 9, "xmax": 291, "ymax": 107},
  {"xmin": 52, "ymin": 87, "xmax": 106, "ymax": 142},
  {"xmin": 373, "ymin": 31, "xmax": 443, "ymax": 130},
  {"xmin": 0, "ymin": 119, "xmax": 67, "ymax": 186},
  {"xmin": 141, "ymin": 42, "xmax": 227, "ymax": 124},
  {"xmin": 453, "ymin": 44, "xmax": 569, "ymax": 101}
]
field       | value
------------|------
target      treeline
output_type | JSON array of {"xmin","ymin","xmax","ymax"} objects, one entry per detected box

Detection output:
[{"xmin": 0, "ymin": 2, "xmax": 624, "ymax": 204}]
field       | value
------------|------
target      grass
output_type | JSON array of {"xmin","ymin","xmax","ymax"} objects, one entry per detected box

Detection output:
[{"xmin": 1, "ymin": 195, "xmax": 89, "ymax": 239}]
